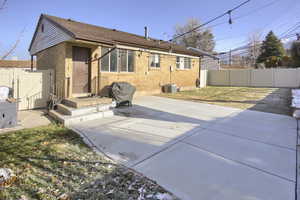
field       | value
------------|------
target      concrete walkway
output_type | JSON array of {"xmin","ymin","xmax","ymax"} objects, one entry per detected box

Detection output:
[
  {"xmin": 71, "ymin": 96, "xmax": 297, "ymax": 200},
  {"xmin": 0, "ymin": 109, "xmax": 52, "ymax": 134}
]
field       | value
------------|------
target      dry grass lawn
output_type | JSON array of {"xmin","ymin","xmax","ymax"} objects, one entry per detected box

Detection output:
[
  {"xmin": 159, "ymin": 86, "xmax": 291, "ymax": 115},
  {"xmin": 0, "ymin": 125, "xmax": 177, "ymax": 200}
]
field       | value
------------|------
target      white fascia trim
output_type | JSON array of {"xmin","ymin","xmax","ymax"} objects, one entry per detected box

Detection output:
[{"xmin": 116, "ymin": 44, "xmax": 199, "ymax": 59}]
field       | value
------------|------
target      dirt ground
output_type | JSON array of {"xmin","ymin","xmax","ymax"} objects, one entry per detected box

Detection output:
[{"xmin": 159, "ymin": 86, "xmax": 292, "ymax": 116}]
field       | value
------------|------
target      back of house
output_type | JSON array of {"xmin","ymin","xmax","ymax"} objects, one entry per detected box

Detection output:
[{"xmin": 29, "ymin": 14, "xmax": 202, "ymax": 98}]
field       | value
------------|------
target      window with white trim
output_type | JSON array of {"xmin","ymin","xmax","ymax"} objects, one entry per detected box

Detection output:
[
  {"xmin": 149, "ymin": 54, "xmax": 160, "ymax": 68},
  {"xmin": 101, "ymin": 47, "xmax": 110, "ymax": 71},
  {"xmin": 100, "ymin": 47, "xmax": 134, "ymax": 72},
  {"xmin": 176, "ymin": 56, "xmax": 191, "ymax": 69},
  {"xmin": 184, "ymin": 57, "xmax": 191, "ymax": 69}
]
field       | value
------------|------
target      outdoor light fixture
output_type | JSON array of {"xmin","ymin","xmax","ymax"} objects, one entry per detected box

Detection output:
[{"xmin": 228, "ymin": 10, "xmax": 233, "ymax": 25}]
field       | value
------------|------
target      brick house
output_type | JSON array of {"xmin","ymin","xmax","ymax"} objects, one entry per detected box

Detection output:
[{"xmin": 29, "ymin": 14, "xmax": 202, "ymax": 98}]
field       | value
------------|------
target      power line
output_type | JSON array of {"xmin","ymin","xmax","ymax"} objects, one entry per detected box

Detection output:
[
  {"xmin": 219, "ymin": 32, "xmax": 299, "ymax": 56},
  {"xmin": 168, "ymin": 0, "xmax": 279, "ymax": 43},
  {"xmin": 169, "ymin": 0, "xmax": 251, "ymax": 42},
  {"xmin": 262, "ymin": 0, "xmax": 298, "ymax": 35},
  {"xmin": 280, "ymin": 24, "xmax": 300, "ymax": 39},
  {"xmin": 282, "ymin": 33, "xmax": 300, "ymax": 39},
  {"xmin": 234, "ymin": 0, "xmax": 280, "ymax": 21},
  {"xmin": 205, "ymin": 0, "xmax": 280, "ymax": 31}
]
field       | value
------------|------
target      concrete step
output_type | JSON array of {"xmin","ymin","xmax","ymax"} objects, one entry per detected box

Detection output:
[
  {"xmin": 49, "ymin": 109, "xmax": 114, "ymax": 126},
  {"xmin": 57, "ymin": 103, "xmax": 113, "ymax": 116},
  {"xmin": 62, "ymin": 97, "xmax": 112, "ymax": 108}
]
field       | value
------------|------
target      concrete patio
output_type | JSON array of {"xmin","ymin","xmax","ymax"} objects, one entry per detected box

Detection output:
[
  {"xmin": 71, "ymin": 96, "xmax": 297, "ymax": 200},
  {"xmin": 0, "ymin": 109, "xmax": 52, "ymax": 134}
]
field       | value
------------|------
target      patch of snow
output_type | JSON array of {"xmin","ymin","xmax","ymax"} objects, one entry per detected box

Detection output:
[
  {"xmin": 292, "ymin": 89, "xmax": 300, "ymax": 97},
  {"xmin": 292, "ymin": 89, "xmax": 300, "ymax": 108},
  {"xmin": 154, "ymin": 193, "xmax": 174, "ymax": 200},
  {"xmin": 106, "ymin": 189, "xmax": 114, "ymax": 195},
  {"xmin": 0, "ymin": 168, "xmax": 13, "ymax": 183},
  {"xmin": 137, "ymin": 186, "xmax": 146, "ymax": 200}
]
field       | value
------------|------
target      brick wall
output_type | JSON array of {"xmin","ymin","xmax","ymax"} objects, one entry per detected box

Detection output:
[
  {"xmin": 65, "ymin": 41, "xmax": 99, "ymax": 97},
  {"xmin": 98, "ymin": 51, "xmax": 200, "ymax": 96},
  {"xmin": 36, "ymin": 43, "xmax": 66, "ymax": 97},
  {"xmin": 37, "ymin": 42, "xmax": 200, "ymax": 98}
]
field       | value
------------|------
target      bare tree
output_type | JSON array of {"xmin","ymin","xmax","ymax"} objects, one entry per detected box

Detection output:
[
  {"xmin": 1, "ymin": 32, "xmax": 23, "ymax": 60},
  {"xmin": 0, "ymin": 0, "xmax": 24, "ymax": 60},
  {"xmin": 173, "ymin": 18, "xmax": 215, "ymax": 52},
  {"xmin": 247, "ymin": 31, "xmax": 262, "ymax": 66}
]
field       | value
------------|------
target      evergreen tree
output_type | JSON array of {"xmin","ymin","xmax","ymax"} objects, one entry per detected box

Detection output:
[{"xmin": 256, "ymin": 31, "xmax": 285, "ymax": 67}]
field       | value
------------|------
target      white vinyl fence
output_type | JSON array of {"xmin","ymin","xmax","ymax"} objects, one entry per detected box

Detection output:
[
  {"xmin": 0, "ymin": 68, "xmax": 53, "ymax": 110},
  {"xmin": 199, "ymin": 69, "xmax": 207, "ymax": 88},
  {"xmin": 208, "ymin": 68, "xmax": 300, "ymax": 88}
]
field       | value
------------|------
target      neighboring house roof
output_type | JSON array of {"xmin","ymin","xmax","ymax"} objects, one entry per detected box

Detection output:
[
  {"xmin": 29, "ymin": 14, "xmax": 201, "ymax": 57},
  {"xmin": 0, "ymin": 60, "xmax": 36, "ymax": 68},
  {"xmin": 187, "ymin": 47, "xmax": 220, "ymax": 60}
]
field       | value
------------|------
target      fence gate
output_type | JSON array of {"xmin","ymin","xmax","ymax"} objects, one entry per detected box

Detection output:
[{"xmin": 0, "ymin": 68, "xmax": 53, "ymax": 110}]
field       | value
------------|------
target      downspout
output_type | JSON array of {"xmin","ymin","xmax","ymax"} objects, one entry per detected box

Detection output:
[
  {"xmin": 31, "ymin": 55, "xmax": 34, "ymax": 71},
  {"xmin": 97, "ymin": 58, "xmax": 101, "ymax": 96}
]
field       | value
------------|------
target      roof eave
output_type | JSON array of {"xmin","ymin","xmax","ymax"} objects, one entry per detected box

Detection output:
[
  {"xmin": 28, "ymin": 14, "xmax": 43, "ymax": 53},
  {"xmin": 43, "ymin": 15, "xmax": 76, "ymax": 38},
  {"xmin": 28, "ymin": 14, "xmax": 76, "ymax": 53}
]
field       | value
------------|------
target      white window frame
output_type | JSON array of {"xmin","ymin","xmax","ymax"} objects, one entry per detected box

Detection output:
[
  {"xmin": 100, "ymin": 47, "xmax": 134, "ymax": 73},
  {"xmin": 100, "ymin": 47, "xmax": 111, "ymax": 72},
  {"xmin": 176, "ymin": 56, "xmax": 191, "ymax": 70},
  {"xmin": 176, "ymin": 56, "xmax": 184, "ymax": 69},
  {"xmin": 127, "ymin": 50, "xmax": 135, "ymax": 73},
  {"xmin": 119, "ymin": 49, "xmax": 128, "ymax": 72},
  {"xmin": 184, "ymin": 57, "xmax": 191, "ymax": 69},
  {"xmin": 149, "ymin": 53, "xmax": 160, "ymax": 68}
]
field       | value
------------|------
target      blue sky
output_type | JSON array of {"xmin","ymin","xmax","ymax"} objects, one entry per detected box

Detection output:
[{"xmin": 0, "ymin": 0, "xmax": 300, "ymax": 60}]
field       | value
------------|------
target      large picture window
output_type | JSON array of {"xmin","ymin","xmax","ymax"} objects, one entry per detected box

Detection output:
[{"xmin": 100, "ymin": 47, "xmax": 134, "ymax": 72}]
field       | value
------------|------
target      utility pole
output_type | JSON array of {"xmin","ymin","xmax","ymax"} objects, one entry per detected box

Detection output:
[
  {"xmin": 229, "ymin": 49, "xmax": 232, "ymax": 66},
  {"xmin": 297, "ymin": 33, "xmax": 300, "ymax": 41}
]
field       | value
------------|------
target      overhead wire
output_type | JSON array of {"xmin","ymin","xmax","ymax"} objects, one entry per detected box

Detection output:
[
  {"xmin": 205, "ymin": 0, "xmax": 281, "ymax": 31},
  {"xmin": 219, "ymin": 32, "xmax": 299, "ymax": 56},
  {"xmin": 169, "ymin": 0, "xmax": 251, "ymax": 42},
  {"xmin": 206, "ymin": 0, "xmax": 282, "ymax": 52},
  {"xmin": 280, "ymin": 24, "xmax": 300, "ymax": 39}
]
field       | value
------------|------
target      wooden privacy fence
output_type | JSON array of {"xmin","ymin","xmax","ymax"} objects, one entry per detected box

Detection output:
[
  {"xmin": 0, "ymin": 68, "xmax": 53, "ymax": 110},
  {"xmin": 207, "ymin": 68, "xmax": 300, "ymax": 88}
]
